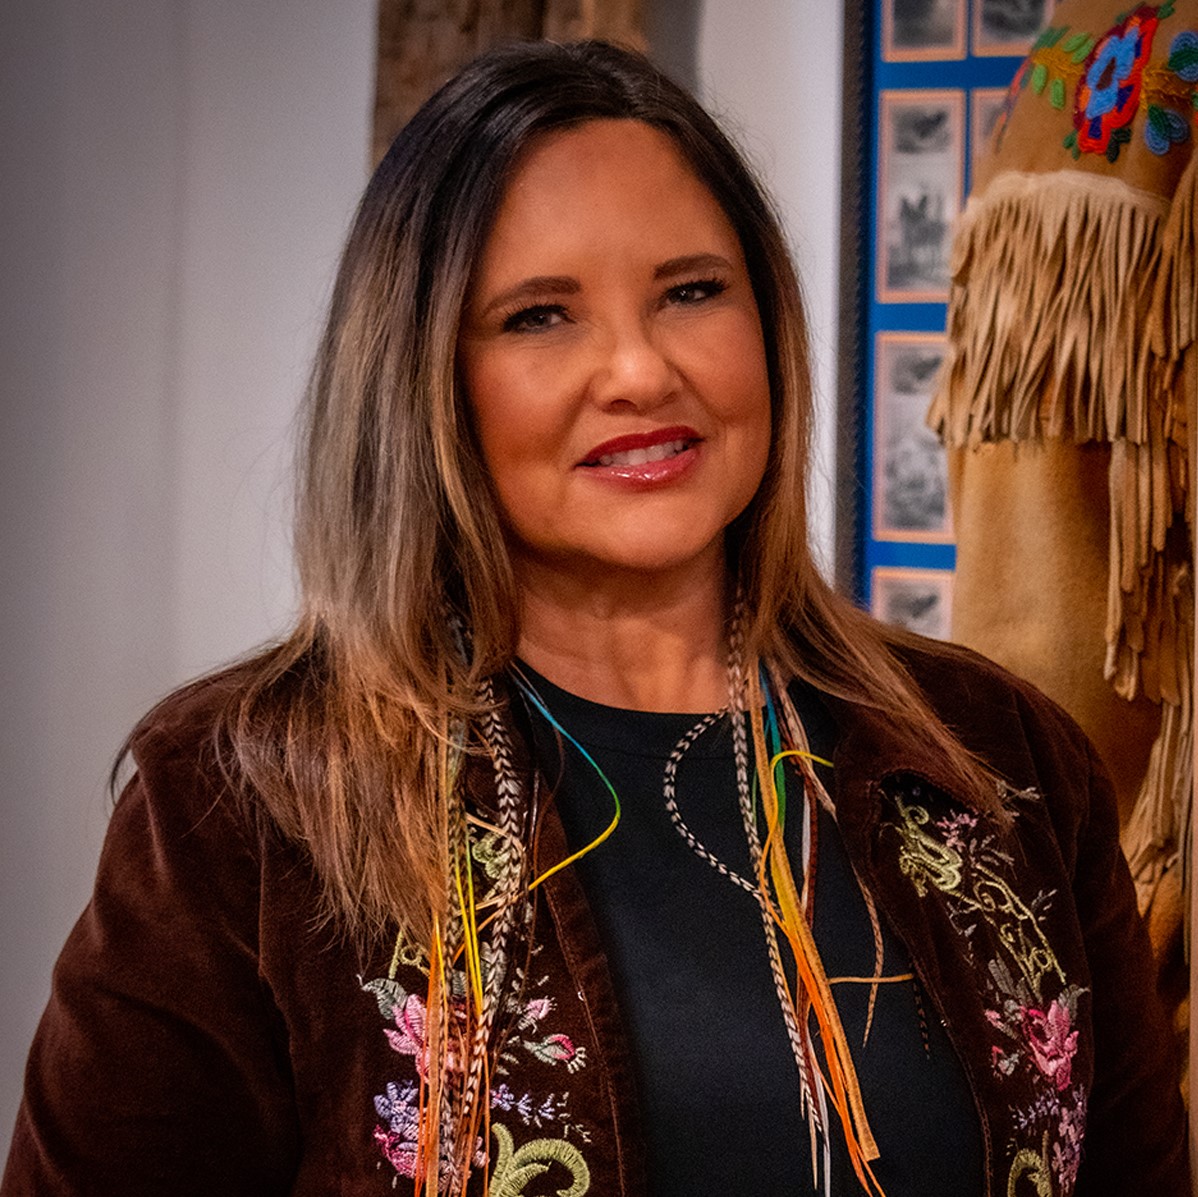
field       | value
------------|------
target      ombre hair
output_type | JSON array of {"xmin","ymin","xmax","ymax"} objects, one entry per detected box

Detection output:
[{"xmin": 182, "ymin": 40, "xmax": 990, "ymax": 946}]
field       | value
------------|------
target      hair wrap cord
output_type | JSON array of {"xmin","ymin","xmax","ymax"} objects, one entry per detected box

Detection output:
[{"xmin": 417, "ymin": 693, "xmax": 531, "ymax": 1195}]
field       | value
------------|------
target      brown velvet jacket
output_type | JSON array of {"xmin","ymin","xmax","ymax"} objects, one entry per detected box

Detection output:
[{"xmin": 1, "ymin": 639, "xmax": 1187, "ymax": 1196}]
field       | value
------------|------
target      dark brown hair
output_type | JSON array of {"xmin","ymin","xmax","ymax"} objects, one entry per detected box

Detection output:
[{"xmin": 140, "ymin": 41, "xmax": 991, "ymax": 945}]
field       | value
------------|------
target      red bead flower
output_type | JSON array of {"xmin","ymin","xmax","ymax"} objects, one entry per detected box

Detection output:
[{"xmin": 1073, "ymin": 5, "xmax": 1160, "ymax": 157}]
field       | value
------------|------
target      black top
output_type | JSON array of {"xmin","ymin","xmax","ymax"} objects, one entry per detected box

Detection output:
[{"xmin": 517, "ymin": 666, "xmax": 984, "ymax": 1196}]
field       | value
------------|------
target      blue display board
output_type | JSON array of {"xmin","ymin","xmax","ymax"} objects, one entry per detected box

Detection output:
[{"xmin": 857, "ymin": 0, "xmax": 1041, "ymax": 637}]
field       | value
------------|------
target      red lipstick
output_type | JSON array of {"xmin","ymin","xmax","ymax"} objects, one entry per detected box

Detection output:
[
  {"xmin": 577, "ymin": 425, "xmax": 702, "ymax": 488},
  {"xmin": 579, "ymin": 425, "xmax": 701, "ymax": 464}
]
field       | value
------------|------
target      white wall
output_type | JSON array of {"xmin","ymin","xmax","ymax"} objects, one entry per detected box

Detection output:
[
  {"xmin": 0, "ymin": 0, "xmax": 376, "ymax": 1157},
  {"xmin": 695, "ymin": 0, "xmax": 843, "ymax": 569},
  {"xmin": 0, "ymin": 0, "xmax": 842, "ymax": 1160}
]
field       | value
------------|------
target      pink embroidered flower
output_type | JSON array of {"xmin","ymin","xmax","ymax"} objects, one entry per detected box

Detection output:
[
  {"xmin": 1053, "ymin": 1094, "xmax": 1087, "ymax": 1189},
  {"xmin": 528, "ymin": 1033, "xmax": 577, "ymax": 1064},
  {"xmin": 385, "ymin": 994, "xmax": 429, "ymax": 1065},
  {"xmin": 374, "ymin": 1080, "xmax": 421, "ymax": 1177},
  {"xmin": 374, "ymin": 1123, "xmax": 419, "ymax": 1178},
  {"xmin": 1023, "ymin": 1000, "xmax": 1079, "ymax": 1092},
  {"xmin": 936, "ymin": 811, "xmax": 977, "ymax": 851},
  {"xmin": 385, "ymin": 993, "xmax": 463, "ymax": 1076},
  {"xmin": 521, "ymin": 996, "xmax": 553, "ymax": 1027},
  {"xmin": 522, "ymin": 1032, "xmax": 587, "ymax": 1073}
]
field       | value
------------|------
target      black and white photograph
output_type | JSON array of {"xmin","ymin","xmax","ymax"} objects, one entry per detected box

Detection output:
[
  {"xmin": 974, "ymin": 0, "xmax": 1049, "ymax": 56},
  {"xmin": 970, "ymin": 87, "xmax": 1008, "ymax": 175},
  {"xmin": 882, "ymin": 0, "xmax": 966, "ymax": 61},
  {"xmin": 873, "ymin": 332, "xmax": 951, "ymax": 540},
  {"xmin": 870, "ymin": 567, "xmax": 954, "ymax": 640},
  {"xmin": 876, "ymin": 90, "xmax": 964, "ymax": 302}
]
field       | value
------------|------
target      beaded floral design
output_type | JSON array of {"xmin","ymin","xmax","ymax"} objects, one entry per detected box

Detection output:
[
  {"xmin": 882, "ymin": 782, "xmax": 1088, "ymax": 1196},
  {"xmin": 1072, "ymin": 5, "xmax": 1162, "ymax": 157},
  {"xmin": 996, "ymin": 1, "xmax": 1197, "ymax": 163}
]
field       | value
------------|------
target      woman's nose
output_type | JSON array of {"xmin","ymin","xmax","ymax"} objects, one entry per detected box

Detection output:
[{"xmin": 589, "ymin": 318, "xmax": 680, "ymax": 411}]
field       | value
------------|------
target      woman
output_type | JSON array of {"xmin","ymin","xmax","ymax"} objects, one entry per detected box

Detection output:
[{"xmin": 1, "ymin": 39, "xmax": 1185, "ymax": 1197}]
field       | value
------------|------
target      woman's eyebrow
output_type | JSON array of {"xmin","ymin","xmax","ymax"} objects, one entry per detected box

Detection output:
[
  {"xmin": 654, "ymin": 252, "xmax": 734, "ymax": 279},
  {"xmin": 477, "ymin": 254, "xmax": 733, "ymax": 319},
  {"xmin": 481, "ymin": 275, "xmax": 579, "ymax": 317}
]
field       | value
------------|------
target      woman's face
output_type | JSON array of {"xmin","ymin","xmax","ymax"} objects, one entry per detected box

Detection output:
[{"xmin": 458, "ymin": 119, "xmax": 772, "ymax": 586}]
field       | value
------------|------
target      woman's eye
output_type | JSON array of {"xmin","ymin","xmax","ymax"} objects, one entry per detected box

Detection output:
[
  {"xmin": 502, "ymin": 304, "xmax": 566, "ymax": 333},
  {"xmin": 666, "ymin": 278, "xmax": 728, "ymax": 306}
]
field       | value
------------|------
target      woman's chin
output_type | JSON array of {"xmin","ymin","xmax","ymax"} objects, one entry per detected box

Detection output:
[{"xmin": 515, "ymin": 532, "xmax": 729, "ymax": 590}]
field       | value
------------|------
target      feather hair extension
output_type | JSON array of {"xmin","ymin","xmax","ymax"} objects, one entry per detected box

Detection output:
[
  {"xmin": 727, "ymin": 611, "xmax": 824, "ymax": 1142},
  {"xmin": 746, "ymin": 665, "xmax": 884, "ymax": 1195},
  {"xmin": 726, "ymin": 627, "xmax": 888, "ymax": 1197}
]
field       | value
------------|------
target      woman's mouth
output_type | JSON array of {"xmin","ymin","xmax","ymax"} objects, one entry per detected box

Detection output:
[
  {"xmin": 578, "ymin": 427, "xmax": 703, "ymax": 488},
  {"xmin": 580, "ymin": 426, "xmax": 702, "ymax": 468},
  {"xmin": 593, "ymin": 438, "xmax": 690, "ymax": 468}
]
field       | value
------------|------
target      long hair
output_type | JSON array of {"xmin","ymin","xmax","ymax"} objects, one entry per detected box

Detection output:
[{"xmin": 156, "ymin": 40, "xmax": 989, "ymax": 949}]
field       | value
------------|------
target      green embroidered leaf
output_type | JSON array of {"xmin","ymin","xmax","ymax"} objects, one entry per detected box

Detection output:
[
  {"xmin": 1062, "ymin": 32, "xmax": 1087, "ymax": 52},
  {"xmin": 1063, "ymin": 129, "xmax": 1078, "ymax": 149},
  {"xmin": 1050, "ymin": 77, "xmax": 1067, "ymax": 109},
  {"xmin": 1144, "ymin": 103, "xmax": 1189, "ymax": 151},
  {"xmin": 1159, "ymin": 0, "xmax": 1175, "ymax": 16},
  {"xmin": 1070, "ymin": 35, "xmax": 1096, "ymax": 63},
  {"xmin": 489, "ymin": 1125, "xmax": 590, "ymax": 1197},
  {"xmin": 361, "ymin": 976, "xmax": 408, "ymax": 1019},
  {"xmin": 1035, "ymin": 25, "xmax": 1069, "ymax": 50},
  {"xmin": 1106, "ymin": 126, "xmax": 1132, "ymax": 163},
  {"xmin": 1169, "ymin": 43, "xmax": 1198, "ymax": 76},
  {"xmin": 1032, "ymin": 63, "xmax": 1048, "ymax": 93}
]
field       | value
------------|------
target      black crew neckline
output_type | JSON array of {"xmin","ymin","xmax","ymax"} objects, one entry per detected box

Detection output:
[{"xmin": 511, "ymin": 661, "xmax": 732, "ymax": 759}]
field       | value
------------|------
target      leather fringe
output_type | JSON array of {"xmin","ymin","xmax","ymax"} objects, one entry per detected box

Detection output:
[
  {"xmin": 930, "ymin": 165, "xmax": 1195, "ymax": 915},
  {"xmin": 930, "ymin": 171, "xmax": 1174, "ymax": 449},
  {"xmin": 1150, "ymin": 150, "xmax": 1198, "ymax": 366},
  {"xmin": 1122, "ymin": 696, "xmax": 1193, "ymax": 916}
]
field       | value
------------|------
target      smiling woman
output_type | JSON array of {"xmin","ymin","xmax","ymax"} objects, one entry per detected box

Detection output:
[
  {"xmin": 459, "ymin": 119, "xmax": 771, "ymax": 705},
  {"xmin": 1, "ymin": 38, "xmax": 1186, "ymax": 1197}
]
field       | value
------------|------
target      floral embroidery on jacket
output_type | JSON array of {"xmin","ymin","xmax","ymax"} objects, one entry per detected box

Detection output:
[
  {"xmin": 362, "ymin": 943, "xmax": 591, "ymax": 1192},
  {"xmin": 883, "ymin": 782, "xmax": 1088, "ymax": 1197},
  {"xmin": 489, "ymin": 1123, "xmax": 590, "ymax": 1197}
]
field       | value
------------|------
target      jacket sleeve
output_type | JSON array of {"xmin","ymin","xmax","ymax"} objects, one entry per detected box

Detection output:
[
  {"xmin": 1068, "ymin": 736, "xmax": 1189, "ymax": 1194},
  {"xmin": 0, "ymin": 763, "xmax": 301, "ymax": 1196}
]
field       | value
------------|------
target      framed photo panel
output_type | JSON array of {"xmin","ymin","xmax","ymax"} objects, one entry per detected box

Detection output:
[
  {"xmin": 973, "ymin": 0, "xmax": 1050, "ymax": 57},
  {"xmin": 970, "ymin": 87, "xmax": 1008, "ymax": 175},
  {"xmin": 876, "ymin": 89, "xmax": 965, "ymax": 303},
  {"xmin": 840, "ymin": 1, "xmax": 1026, "ymax": 600},
  {"xmin": 882, "ymin": 0, "xmax": 966, "ymax": 62},
  {"xmin": 871, "ymin": 567, "xmax": 954, "ymax": 640},
  {"xmin": 873, "ymin": 332, "xmax": 952, "ymax": 541}
]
